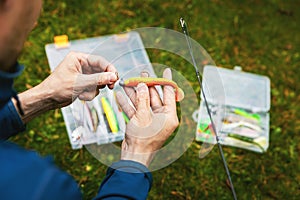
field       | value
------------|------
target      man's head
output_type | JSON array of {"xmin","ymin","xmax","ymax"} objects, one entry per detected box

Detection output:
[{"xmin": 0, "ymin": 0, "xmax": 42, "ymax": 72}]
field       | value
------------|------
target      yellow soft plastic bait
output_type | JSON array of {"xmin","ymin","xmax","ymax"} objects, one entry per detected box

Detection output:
[
  {"xmin": 101, "ymin": 97, "xmax": 119, "ymax": 133},
  {"xmin": 119, "ymin": 77, "xmax": 184, "ymax": 102}
]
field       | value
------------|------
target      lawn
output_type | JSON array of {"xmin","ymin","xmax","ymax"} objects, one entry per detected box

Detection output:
[{"xmin": 11, "ymin": 0, "xmax": 299, "ymax": 199}]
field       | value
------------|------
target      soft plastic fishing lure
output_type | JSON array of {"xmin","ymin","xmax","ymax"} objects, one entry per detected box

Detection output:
[
  {"xmin": 101, "ymin": 97, "xmax": 119, "ymax": 133},
  {"xmin": 227, "ymin": 133, "xmax": 265, "ymax": 152},
  {"xmin": 233, "ymin": 108, "xmax": 261, "ymax": 122},
  {"xmin": 85, "ymin": 104, "xmax": 99, "ymax": 133},
  {"xmin": 114, "ymin": 92, "xmax": 130, "ymax": 123},
  {"xmin": 119, "ymin": 77, "xmax": 184, "ymax": 102}
]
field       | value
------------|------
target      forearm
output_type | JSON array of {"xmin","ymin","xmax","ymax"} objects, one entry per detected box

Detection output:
[{"xmin": 13, "ymin": 83, "xmax": 57, "ymax": 123}]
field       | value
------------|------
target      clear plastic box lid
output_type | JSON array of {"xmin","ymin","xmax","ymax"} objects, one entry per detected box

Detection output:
[
  {"xmin": 202, "ymin": 65, "xmax": 270, "ymax": 112},
  {"xmin": 45, "ymin": 31, "xmax": 154, "ymax": 76}
]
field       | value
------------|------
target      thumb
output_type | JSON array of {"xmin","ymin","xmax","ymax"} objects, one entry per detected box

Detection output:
[{"xmin": 76, "ymin": 72, "xmax": 118, "ymax": 90}]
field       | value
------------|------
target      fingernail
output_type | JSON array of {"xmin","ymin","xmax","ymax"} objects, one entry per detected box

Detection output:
[
  {"xmin": 163, "ymin": 68, "xmax": 172, "ymax": 79},
  {"xmin": 140, "ymin": 71, "xmax": 149, "ymax": 77},
  {"xmin": 165, "ymin": 68, "xmax": 171, "ymax": 73}
]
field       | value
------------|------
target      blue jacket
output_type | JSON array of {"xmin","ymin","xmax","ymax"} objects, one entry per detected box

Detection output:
[{"xmin": 0, "ymin": 65, "xmax": 152, "ymax": 200}]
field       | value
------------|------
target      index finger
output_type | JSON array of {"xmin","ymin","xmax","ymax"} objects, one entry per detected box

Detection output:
[
  {"xmin": 162, "ymin": 68, "xmax": 176, "ymax": 108},
  {"xmin": 86, "ymin": 54, "xmax": 118, "ymax": 89},
  {"xmin": 135, "ymin": 83, "xmax": 152, "ymax": 122},
  {"xmin": 86, "ymin": 54, "xmax": 117, "ymax": 74}
]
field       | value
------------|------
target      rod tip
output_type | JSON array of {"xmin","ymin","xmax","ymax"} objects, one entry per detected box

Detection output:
[{"xmin": 179, "ymin": 17, "xmax": 185, "ymax": 28}]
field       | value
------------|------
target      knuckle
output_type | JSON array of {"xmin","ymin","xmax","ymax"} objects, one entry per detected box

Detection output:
[{"xmin": 97, "ymin": 75, "xmax": 108, "ymax": 85}]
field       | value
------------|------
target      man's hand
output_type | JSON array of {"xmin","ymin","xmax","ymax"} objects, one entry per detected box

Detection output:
[
  {"xmin": 117, "ymin": 68, "xmax": 179, "ymax": 167},
  {"xmin": 40, "ymin": 52, "xmax": 118, "ymax": 108},
  {"xmin": 15, "ymin": 52, "xmax": 118, "ymax": 123}
]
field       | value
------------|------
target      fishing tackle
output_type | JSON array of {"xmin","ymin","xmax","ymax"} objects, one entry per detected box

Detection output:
[
  {"xmin": 90, "ymin": 107, "xmax": 99, "ymax": 132},
  {"xmin": 197, "ymin": 122, "xmax": 216, "ymax": 143},
  {"xmin": 101, "ymin": 97, "xmax": 119, "ymax": 133},
  {"xmin": 223, "ymin": 114, "xmax": 260, "ymax": 126},
  {"xmin": 232, "ymin": 108, "xmax": 261, "ymax": 122},
  {"xmin": 114, "ymin": 92, "xmax": 130, "ymax": 123},
  {"xmin": 122, "ymin": 112, "xmax": 130, "ymax": 123},
  {"xmin": 222, "ymin": 121, "xmax": 262, "ymax": 132},
  {"xmin": 227, "ymin": 133, "xmax": 265, "ymax": 152},
  {"xmin": 119, "ymin": 77, "xmax": 184, "ymax": 102},
  {"xmin": 71, "ymin": 126, "xmax": 84, "ymax": 142},
  {"xmin": 85, "ymin": 104, "xmax": 99, "ymax": 133}
]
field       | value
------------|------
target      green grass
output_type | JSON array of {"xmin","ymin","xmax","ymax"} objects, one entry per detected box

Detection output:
[{"xmin": 11, "ymin": 0, "xmax": 299, "ymax": 199}]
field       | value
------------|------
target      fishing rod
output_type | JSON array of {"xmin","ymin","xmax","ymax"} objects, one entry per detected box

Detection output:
[{"xmin": 179, "ymin": 18, "xmax": 238, "ymax": 200}]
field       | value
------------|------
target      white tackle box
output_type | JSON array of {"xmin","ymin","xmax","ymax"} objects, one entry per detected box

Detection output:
[{"xmin": 195, "ymin": 65, "xmax": 271, "ymax": 153}]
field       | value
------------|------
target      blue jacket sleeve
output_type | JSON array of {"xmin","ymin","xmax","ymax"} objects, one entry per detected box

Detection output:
[
  {"xmin": 0, "ymin": 100, "xmax": 26, "ymax": 140},
  {"xmin": 94, "ymin": 160, "xmax": 153, "ymax": 200},
  {"xmin": 0, "ymin": 141, "xmax": 82, "ymax": 200}
]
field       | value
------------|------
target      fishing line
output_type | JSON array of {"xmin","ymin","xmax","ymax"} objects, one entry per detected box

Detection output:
[{"xmin": 179, "ymin": 18, "xmax": 238, "ymax": 200}]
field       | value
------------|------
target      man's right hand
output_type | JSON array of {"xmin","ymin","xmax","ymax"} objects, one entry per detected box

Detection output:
[{"xmin": 117, "ymin": 68, "xmax": 179, "ymax": 167}]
